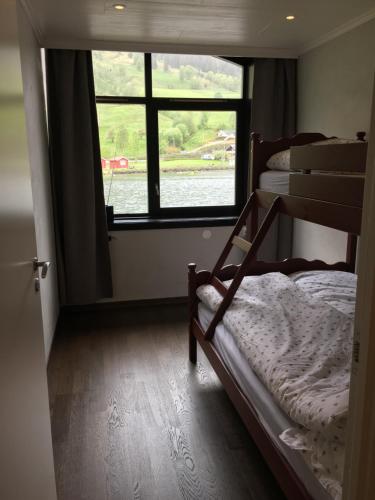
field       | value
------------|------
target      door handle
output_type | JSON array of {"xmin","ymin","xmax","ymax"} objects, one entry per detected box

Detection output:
[{"xmin": 33, "ymin": 258, "xmax": 51, "ymax": 279}]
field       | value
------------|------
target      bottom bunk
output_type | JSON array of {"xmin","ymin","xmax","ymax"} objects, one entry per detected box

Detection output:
[
  {"xmin": 188, "ymin": 191, "xmax": 361, "ymax": 500},
  {"xmin": 195, "ymin": 269, "xmax": 355, "ymax": 500}
]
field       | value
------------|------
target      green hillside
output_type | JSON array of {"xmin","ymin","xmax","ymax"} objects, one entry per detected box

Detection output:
[{"xmin": 93, "ymin": 52, "xmax": 239, "ymax": 165}]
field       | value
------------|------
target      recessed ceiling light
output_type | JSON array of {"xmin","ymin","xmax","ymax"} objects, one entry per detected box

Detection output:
[
  {"xmin": 286, "ymin": 15, "xmax": 295, "ymax": 21},
  {"xmin": 113, "ymin": 3, "xmax": 126, "ymax": 10}
]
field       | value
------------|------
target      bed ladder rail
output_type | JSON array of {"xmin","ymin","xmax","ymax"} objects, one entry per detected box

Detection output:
[
  {"xmin": 206, "ymin": 192, "xmax": 257, "ymax": 298},
  {"xmin": 205, "ymin": 195, "xmax": 281, "ymax": 340},
  {"xmin": 211, "ymin": 192, "xmax": 257, "ymax": 277}
]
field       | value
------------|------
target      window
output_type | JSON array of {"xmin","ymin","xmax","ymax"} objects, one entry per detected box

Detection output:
[
  {"xmin": 158, "ymin": 110, "xmax": 236, "ymax": 208},
  {"xmin": 151, "ymin": 54, "xmax": 243, "ymax": 99},
  {"xmin": 98, "ymin": 104, "xmax": 148, "ymax": 214},
  {"xmin": 93, "ymin": 52, "xmax": 251, "ymax": 228}
]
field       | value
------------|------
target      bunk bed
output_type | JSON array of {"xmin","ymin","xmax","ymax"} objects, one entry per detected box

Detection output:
[
  {"xmin": 187, "ymin": 134, "xmax": 368, "ymax": 500},
  {"xmin": 249, "ymin": 131, "xmax": 367, "ymax": 263}
]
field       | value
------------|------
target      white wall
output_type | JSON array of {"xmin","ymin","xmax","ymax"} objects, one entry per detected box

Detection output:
[
  {"xmin": 294, "ymin": 18, "xmax": 375, "ymax": 263},
  {"xmin": 108, "ymin": 226, "xmax": 237, "ymax": 300},
  {"xmin": 18, "ymin": 5, "xmax": 59, "ymax": 359}
]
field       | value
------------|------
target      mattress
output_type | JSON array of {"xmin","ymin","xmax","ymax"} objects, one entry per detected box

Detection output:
[
  {"xmin": 259, "ymin": 169, "xmax": 290, "ymax": 194},
  {"xmin": 198, "ymin": 303, "xmax": 332, "ymax": 500}
]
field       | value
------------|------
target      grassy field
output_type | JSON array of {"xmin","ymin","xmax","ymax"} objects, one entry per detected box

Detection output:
[
  {"xmin": 94, "ymin": 52, "xmax": 239, "ymax": 161},
  {"xmin": 97, "ymin": 105, "xmax": 236, "ymax": 159}
]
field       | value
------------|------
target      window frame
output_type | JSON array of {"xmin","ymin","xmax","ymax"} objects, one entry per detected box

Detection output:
[{"xmin": 95, "ymin": 53, "xmax": 252, "ymax": 229}]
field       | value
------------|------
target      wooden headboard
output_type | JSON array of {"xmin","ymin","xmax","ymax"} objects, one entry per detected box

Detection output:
[
  {"xmin": 250, "ymin": 131, "xmax": 366, "ymax": 193},
  {"xmin": 250, "ymin": 132, "xmax": 328, "ymax": 192}
]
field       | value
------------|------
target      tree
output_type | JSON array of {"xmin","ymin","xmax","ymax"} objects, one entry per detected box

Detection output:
[
  {"xmin": 132, "ymin": 53, "xmax": 143, "ymax": 71},
  {"xmin": 190, "ymin": 77, "xmax": 202, "ymax": 90},
  {"xmin": 116, "ymin": 126, "xmax": 128, "ymax": 152},
  {"xmin": 164, "ymin": 127, "xmax": 183, "ymax": 147},
  {"xmin": 199, "ymin": 112, "xmax": 208, "ymax": 130},
  {"xmin": 182, "ymin": 114, "xmax": 196, "ymax": 136},
  {"xmin": 176, "ymin": 123, "xmax": 188, "ymax": 141},
  {"xmin": 106, "ymin": 128, "xmax": 115, "ymax": 144},
  {"xmin": 181, "ymin": 65, "xmax": 195, "ymax": 81},
  {"xmin": 172, "ymin": 112, "xmax": 182, "ymax": 127},
  {"xmin": 130, "ymin": 130, "xmax": 141, "ymax": 157}
]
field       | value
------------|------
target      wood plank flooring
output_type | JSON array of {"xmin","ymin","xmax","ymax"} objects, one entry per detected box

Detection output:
[{"xmin": 48, "ymin": 304, "xmax": 286, "ymax": 500}]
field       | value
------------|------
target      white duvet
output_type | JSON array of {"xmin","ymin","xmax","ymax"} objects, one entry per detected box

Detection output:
[{"xmin": 197, "ymin": 270, "xmax": 357, "ymax": 499}]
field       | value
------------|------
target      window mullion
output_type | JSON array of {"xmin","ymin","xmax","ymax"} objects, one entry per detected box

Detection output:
[
  {"xmin": 239, "ymin": 64, "xmax": 251, "ymax": 206},
  {"xmin": 145, "ymin": 54, "xmax": 160, "ymax": 216}
]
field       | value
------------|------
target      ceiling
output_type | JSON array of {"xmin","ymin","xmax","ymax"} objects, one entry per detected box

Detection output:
[{"xmin": 23, "ymin": 0, "xmax": 375, "ymax": 57}]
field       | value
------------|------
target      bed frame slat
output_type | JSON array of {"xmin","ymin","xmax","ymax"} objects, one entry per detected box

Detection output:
[
  {"xmin": 289, "ymin": 173, "xmax": 364, "ymax": 208},
  {"xmin": 290, "ymin": 142, "xmax": 367, "ymax": 172},
  {"xmin": 232, "ymin": 235, "xmax": 252, "ymax": 253}
]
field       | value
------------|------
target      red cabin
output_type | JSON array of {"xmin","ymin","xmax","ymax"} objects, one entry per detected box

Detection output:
[{"xmin": 109, "ymin": 157, "xmax": 129, "ymax": 169}]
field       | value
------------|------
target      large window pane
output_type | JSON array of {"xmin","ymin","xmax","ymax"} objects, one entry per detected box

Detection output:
[
  {"xmin": 97, "ymin": 104, "xmax": 148, "ymax": 214},
  {"xmin": 152, "ymin": 54, "xmax": 242, "ymax": 98},
  {"xmin": 158, "ymin": 110, "xmax": 236, "ymax": 208},
  {"xmin": 93, "ymin": 51, "xmax": 145, "ymax": 97}
]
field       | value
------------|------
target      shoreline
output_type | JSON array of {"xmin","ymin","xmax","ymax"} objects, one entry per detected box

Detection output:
[{"xmin": 102, "ymin": 166, "xmax": 234, "ymax": 177}]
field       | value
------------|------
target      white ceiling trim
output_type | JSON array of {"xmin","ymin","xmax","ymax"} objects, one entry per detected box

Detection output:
[
  {"xmin": 19, "ymin": 0, "xmax": 43, "ymax": 44},
  {"xmin": 41, "ymin": 37, "xmax": 299, "ymax": 59},
  {"xmin": 300, "ymin": 6, "xmax": 375, "ymax": 54}
]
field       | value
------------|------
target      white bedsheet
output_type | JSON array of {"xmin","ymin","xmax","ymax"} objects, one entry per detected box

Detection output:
[
  {"xmin": 259, "ymin": 170, "xmax": 290, "ymax": 194},
  {"xmin": 197, "ymin": 270, "xmax": 357, "ymax": 499}
]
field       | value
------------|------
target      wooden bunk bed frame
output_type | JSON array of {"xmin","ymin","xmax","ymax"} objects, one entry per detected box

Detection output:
[
  {"xmin": 250, "ymin": 130, "xmax": 366, "ymax": 193},
  {"xmin": 249, "ymin": 130, "xmax": 367, "ymax": 270},
  {"xmin": 188, "ymin": 192, "xmax": 362, "ymax": 500},
  {"xmin": 188, "ymin": 133, "xmax": 367, "ymax": 500}
]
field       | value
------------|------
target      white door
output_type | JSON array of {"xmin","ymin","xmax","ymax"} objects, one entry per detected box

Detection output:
[
  {"xmin": 0, "ymin": 1, "xmax": 57, "ymax": 499},
  {"xmin": 343, "ymin": 76, "xmax": 375, "ymax": 500}
]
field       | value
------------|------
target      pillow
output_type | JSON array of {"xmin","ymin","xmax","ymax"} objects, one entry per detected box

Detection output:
[
  {"xmin": 311, "ymin": 138, "xmax": 361, "ymax": 145},
  {"xmin": 266, "ymin": 149, "xmax": 290, "ymax": 171}
]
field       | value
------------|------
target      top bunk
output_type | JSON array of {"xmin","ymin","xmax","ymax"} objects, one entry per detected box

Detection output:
[{"xmin": 250, "ymin": 131, "xmax": 368, "ymax": 208}]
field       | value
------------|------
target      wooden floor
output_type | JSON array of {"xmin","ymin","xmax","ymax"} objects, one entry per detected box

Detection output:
[{"xmin": 48, "ymin": 304, "xmax": 286, "ymax": 500}]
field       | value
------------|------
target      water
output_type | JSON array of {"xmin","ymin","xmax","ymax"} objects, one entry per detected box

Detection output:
[{"xmin": 103, "ymin": 170, "xmax": 235, "ymax": 214}]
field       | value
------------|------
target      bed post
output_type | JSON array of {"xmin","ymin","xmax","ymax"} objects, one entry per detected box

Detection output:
[
  {"xmin": 346, "ymin": 234, "xmax": 357, "ymax": 272},
  {"xmin": 346, "ymin": 132, "xmax": 365, "ymax": 271},
  {"xmin": 346, "ymin": 132, "xmax": 366, "ymax": 271},
  {"xmin": 356, "ymin": 131, "xmax": 366, "ymax": 141},
  {"xmin": 188, "ymin": 263, "xmax": 198, "ymax": 364},
  {"xmin": 246, "ymin": 133, "xmax": 262, "ymax": 241}
]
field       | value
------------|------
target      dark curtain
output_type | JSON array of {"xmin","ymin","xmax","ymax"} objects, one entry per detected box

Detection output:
[
  {"xmin": 250, "ymin": 58, "xmax": 297, "ymax": 260},
  {"xmin": 46, "ymin": 49, "xmax": 113, "ymax": 305},
  {"xmin": 251, "ymin": 58, "xmax": 297, "ymax": 140}
]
